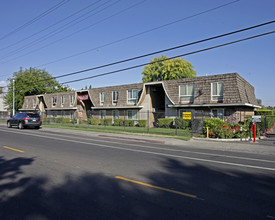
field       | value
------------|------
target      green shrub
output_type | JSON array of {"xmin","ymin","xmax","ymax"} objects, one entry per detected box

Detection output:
[
  {"xmin": 99, "ymin": 119, "xmax": 112, "ymax": 126},
  {"xmin": 81, "ymin": 119, "xmax": 88, "ymax": 124},
  {"xmin": 255, "ymin": 110, "xmax": 274, "ymax": 116},
  {"xmin": 175, "ymin": 118, "xmax": 191, "ymax": 129},
  {"xmin": 56, "ymin": 118, "xmax": 63, "ymax": 123},
  {"xmin": 125, "ymin": 119, "xmax": 134, "ymax": 127},
  {"xmin": 158, "ymin": 118, "xmax": 173, "ymax": 128},
  {"xmin": 43, "ymin": 117, "xmax": 50, "ymax": 123},
  {"xmin": 99, "ymin": 119, "xmax": 105, "ymax": 125},
  {"xmin": 114, "ymin": 119, "xmax": 123, "ymax": 126},
  {"xmin": 63, "ymin": 118, "xmax": 71, "ymax": 123},
  {"xmin": 137, "ymin": 120, "xmax": 147, "ymax": 127},
  {"xmin": 204, "ymin": 118, "xmax": 251, "ymax": 139},
  {"xmin": 105, "ymin": 119, "xmax": 112, "ymax": 126},
  {"xmin": 89, "ymin": 118, "xmax": 98, "ymax": 125}
]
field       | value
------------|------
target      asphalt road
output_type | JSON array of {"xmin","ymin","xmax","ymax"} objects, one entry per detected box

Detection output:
[{"xmin": 0, "ymin": 125, "xmax": 275, "ymax": 220}]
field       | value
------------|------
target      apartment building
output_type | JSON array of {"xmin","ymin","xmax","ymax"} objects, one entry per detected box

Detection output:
[{"xmin": 20, "ymin": 73, "xmax": 260, "ymax": 125}]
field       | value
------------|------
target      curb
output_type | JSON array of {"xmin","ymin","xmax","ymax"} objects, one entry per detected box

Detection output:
[
  {"xmin": 98, "ymin": 134, "xmax": 165, "ymax": 144},
  {"xmin": 192, "ymin": 136, "xmax": 266, "ymax": 142}
]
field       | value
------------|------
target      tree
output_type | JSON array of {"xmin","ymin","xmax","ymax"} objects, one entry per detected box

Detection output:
[
  {"xmin": 4, "ymin": 67, "xmax": 70, "ymax": 112},
  {"xmin": 142, "ymin": 55, "xmax": 196, "ymax": 82}
]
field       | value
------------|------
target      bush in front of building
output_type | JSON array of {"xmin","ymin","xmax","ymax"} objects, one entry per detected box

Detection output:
[
  {"xmin": 203, "ymin": 118, "xmax": 250, "ymax": 139},
  {"xmin": 175, "ymin": 118, "xmax": 191, "ymax": 129},
  {"xmin": 114, "ymin": 119, "xmax": 122, "ymax": 126},
  {"xmin": 63, "ymin": 118, "xmax": 71, "ymax": 123},
  {"xmin": 158, "ymin": 118, "xmax": 173, "ymax": 128},
  {"xmin": 124, "ymin": 119, "xmax": 134, "ymax": 127},
  {"xmin": 89, "ymin": 118, "xmax": 98, "ymax": 125},
  {"xmin": 255, "ymin": 110, "xmax": 274, "ymax": 115},
  {"xmin": 137, "ymin": 120, "xmax": 147, "ymax": 127},
  {"xmin": 99, "ymin": 119, "xmax": 112, "ymax": 126}
]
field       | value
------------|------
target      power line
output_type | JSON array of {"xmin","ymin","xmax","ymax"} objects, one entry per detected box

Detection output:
[
  {"xmin": 6, "ymin": 20, "xmax": 275, "ymax": 90},
  {"xmin": 0, "ymin": 0, "xmax": 117, "ymax": 61},
  {"xmin": 9, "ymin": 29, "xmax": 275, "ymax": 95},
  {"xmin": 0, "ymin": 0, "xmax": 70, "ymax": 41},
  {"xmin": 0, "ymin": 0, "xmax": 240, "ymax": 65},
  {"xmin": 60, "ymin": 30, "xmax": 275, "ymax": 85},
  {"xmin": 0, "ymin": 0, "xmax": 145, "ymax": 65},
  {"xmin": 36, "ymin": 0, "xmax": 241, "ymax": 67},
  {"xmin": 0, "ymin": 0, "xmax": 103, "ymax": 52},
  {"xmin": 43, "ymin": 20, "xmax": 275, "ymax": 81}
]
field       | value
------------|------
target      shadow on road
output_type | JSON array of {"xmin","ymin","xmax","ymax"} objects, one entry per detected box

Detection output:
[{"xmin": 0, "ymin": 156, "xmax": 274, "ymax": 219}]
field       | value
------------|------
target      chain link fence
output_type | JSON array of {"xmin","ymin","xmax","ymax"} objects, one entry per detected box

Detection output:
[{"xmin": 41, "ymin": 110, "xmax": 213, "ymax": 138}]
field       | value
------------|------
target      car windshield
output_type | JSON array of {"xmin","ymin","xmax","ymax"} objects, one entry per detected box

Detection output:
[{"xmin": 27, "ymin": 113, "xmax": 40, "ymax": 118}]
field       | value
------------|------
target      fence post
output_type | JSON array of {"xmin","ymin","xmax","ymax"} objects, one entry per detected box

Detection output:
[
  {"xmin": 147, "ymin": 110, "xmax": 150, "ymax": 134},
  {"xmin": 124, "ymin": 110, "xmax": 126, "ymax": 131},
  {"xmin": 264, "ymin": 113, "xmax": 266, "ymax": 136},
  {"xmin": 175, "ymin": 109, "xmax": 178, "ymax": 135}
]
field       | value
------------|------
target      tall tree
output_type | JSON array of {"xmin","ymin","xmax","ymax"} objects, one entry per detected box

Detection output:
[
  {"xmin": 142, "ymin": 55, "xmax": 196, "ymax": 82},
  {"xmin": 4, "ymin": 67, "xmax": 70, "ymax": 112}
]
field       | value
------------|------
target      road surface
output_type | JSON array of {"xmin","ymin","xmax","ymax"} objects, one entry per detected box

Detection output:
[{"xmin": 0, "ymin": 125, "xmax": 275, "ymax": 219}]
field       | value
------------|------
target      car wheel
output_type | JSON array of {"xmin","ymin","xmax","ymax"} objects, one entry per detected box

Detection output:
[
  {"xmin": 35, "ymin": 126, "xmax": 40, "ymax": 129},
  {"xmin": 18, "ymin": 122, "xmax": 24, "ymax": 129},
  {"xmin": 7, "ymin": 121, "xmax": 11, "ymax": 128}
]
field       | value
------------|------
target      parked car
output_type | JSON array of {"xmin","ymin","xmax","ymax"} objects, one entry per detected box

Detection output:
[{"xmin": 7, "ymin": 112, "xmax": 42, "ymax": 129}]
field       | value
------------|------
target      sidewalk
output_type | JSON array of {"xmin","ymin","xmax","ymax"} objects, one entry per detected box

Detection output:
[{"xmin": 39, "ymin": 126, "xmax": 275, "ymax": 156}]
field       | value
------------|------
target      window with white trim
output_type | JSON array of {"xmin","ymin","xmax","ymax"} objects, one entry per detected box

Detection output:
[
  {"xmin": 70, "ymin": 94, "xmax": 75, "ymax": 106},
  {"xmin": 211, "ymin": 109, "xmax": 224, "ymax": 120},
  {"xmin": 127, "ymin": 110, "xmax": 138, "ymax": 120},
  {"xmin": 100, "ymin": 110, "xmax": 106, "ymax": 119},
  {"xmin": 112, "ymin": 91, "xmax": 118, "ymax": 104},
  {"xmin": 26, "ymin": 99, "xmax": 29, "ymax": 108},
  {"xmin": 100, "ymin": 92, "xmax": 105, "ymax": 105},
  {"xmin": 127, "ymin": 89, "xmax": 138, "ymax": 104},
  {"xmin": 179, "ymin": 84, "xmax": 194, "ymax": 102},
  {"xmin": 52, "ymin": 96, "xmax": 57, "ymax": 107},
  {"xmin": 33, "ymin": 98, "xmax": 37, "ymax": 108},
  {"xmin": 61, "ymin": 96, "xmax": 65, "ymax": 106},
  {"xmin": 211, "ymin": 82, "xmax": 224, "ymax": 101},
  {"xmin": 112, "ymin": 110, "xmax": 119, "ymax": 123}
]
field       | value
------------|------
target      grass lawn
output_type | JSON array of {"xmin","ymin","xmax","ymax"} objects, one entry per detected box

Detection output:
[{"xmin": 42, "ymin": 123, "xmax": 192, "ymax": 141}]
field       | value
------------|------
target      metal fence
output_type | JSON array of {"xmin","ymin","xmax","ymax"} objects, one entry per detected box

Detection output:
[{"xmin": 41, "ymin": 110, "xmax": 212, "ymax": 137}]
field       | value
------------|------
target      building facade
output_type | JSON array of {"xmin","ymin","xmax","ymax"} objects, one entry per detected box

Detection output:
[{"xmin": 20, "ymin": 73, "xmax": 260, "ymax": 125}]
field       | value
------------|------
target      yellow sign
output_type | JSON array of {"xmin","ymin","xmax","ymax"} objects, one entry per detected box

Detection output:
[{"xmin": 182, "ymin": 112, "xmax": 192, "ymax": 120}]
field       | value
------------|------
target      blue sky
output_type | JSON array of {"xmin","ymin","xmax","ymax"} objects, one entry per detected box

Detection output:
[{"xmin": 0, "ymin": 0, "xmax": 274, "ymax": 106}]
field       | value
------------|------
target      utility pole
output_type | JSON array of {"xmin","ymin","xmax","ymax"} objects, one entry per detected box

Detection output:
[{"xmin": 12, "ymin": 78, "xmax": 15, "ymax": 116}]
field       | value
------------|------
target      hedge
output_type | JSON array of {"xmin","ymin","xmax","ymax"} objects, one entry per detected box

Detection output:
[
  {"xmin": 255, "ymin": 110, "xmax": 274, "ymax": 116},
  {"xmin": 89, "ymin": 118, "xmax": 98, "ymax": 125},
  {"xmin": 100, "ymin": 119, "xmax": 112, "ymax": 126},
  {"xmin": 158, "ymin": 118, "xmax": 173, "ymax": 128},
  {"xmin": 137, "ymin": 120, "xmax": 147, "ymax": 127},
  {"xmin": 114, "ymin": 119, "xmax": 123, "ymax": 126},
  {"xmin": 175, "ymin": 118, "xmax": 191, "ymax": 129},
  {"xmin": 124, "ymin": 119, "xmax": 134, "ymax": 127}
]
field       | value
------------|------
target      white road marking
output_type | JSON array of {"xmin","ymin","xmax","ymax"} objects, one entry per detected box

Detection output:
[{"xmin": 1, "ymin": 128, "xmax": 275, "ymax": 171}]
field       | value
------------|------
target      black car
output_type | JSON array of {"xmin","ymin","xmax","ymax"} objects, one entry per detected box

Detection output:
[{"xmin": 7, "ymin": 112, "xmax": 42, "ymax": 129}]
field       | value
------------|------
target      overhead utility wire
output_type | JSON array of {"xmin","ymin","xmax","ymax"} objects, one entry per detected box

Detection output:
[
  {"xmin": 37, "ymin": 20, "xmax": 275, "ymax": 81},
  {"xmin": 8, "ymin": 20, "xmax": 275, "ymax": 89},
  {"xmin": 12, "ymin": 29, "xmax": 275, "ymax": 95},
  {"xmin": 0, "ymin": 0, "xmax": 143, "ymax": 64},
  {"xmin": 0, "ymin": 0, "xmax": 239, "ymax": 65},
  {"xmin": 0, "ymin": 0, "xmax": 117, "ymax": 60},
  {"xmin": 60, "ymin": 30, "xmax": 275, "ymax": 85},
  {"xmin": 0, "ymin": 0, "xmax": 70, "ymax": 41},
  {"xmin": 0, "ymin": 0, "xmax": 103, "ymax": 52},
  {"xmin": 37, "ymin": 0, "xmax": 240, "ymax": 67}
]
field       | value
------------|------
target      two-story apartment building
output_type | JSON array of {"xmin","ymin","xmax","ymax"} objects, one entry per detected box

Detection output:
[{"xmin": 20, "ymin": 73, "xmax": 260, "ymax": 125}]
